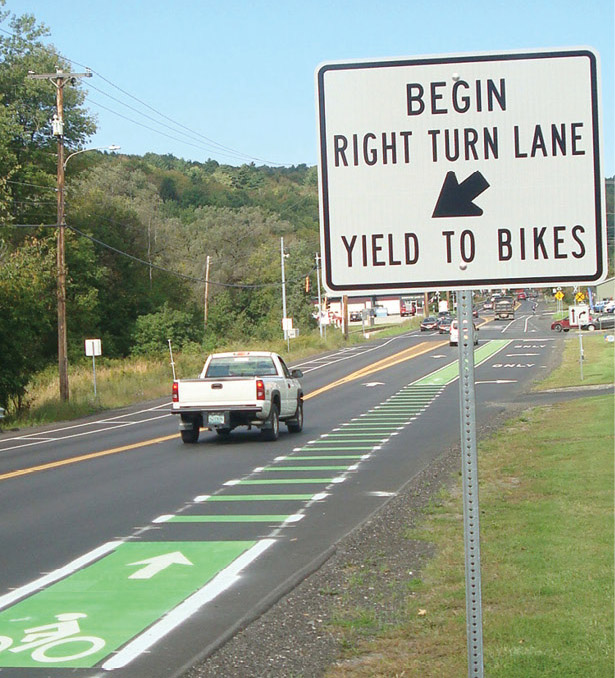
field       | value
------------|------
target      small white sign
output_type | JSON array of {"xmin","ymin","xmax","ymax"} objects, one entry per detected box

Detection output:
[
  {"xmin": 316, "ymin": 48, "xmax": 606, "ymax": 293},
  {"xmin": 569, "ymin": 305, "xmax": 590, "ymax": 327},
  {"xmin": 85, "ymin": 339, "xmax": 102, "ymax": 357},
  {"xmin": 282, "ymin": 318, "xmax": 293, "ymax": 331}
]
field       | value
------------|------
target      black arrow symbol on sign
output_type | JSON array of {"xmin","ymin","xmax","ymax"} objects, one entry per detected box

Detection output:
[{"xmin": 432, "ymin": 171, "xmax": 490, "ymax": 218}]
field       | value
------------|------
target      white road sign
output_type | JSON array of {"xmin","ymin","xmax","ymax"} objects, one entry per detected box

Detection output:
[
  {"xmin": 569, "ymin": 304, "xmax": 590, "ymax": 326},
  {"xmin": 316, "ymin": 48, "xmax": 606, "ymax": 294}
]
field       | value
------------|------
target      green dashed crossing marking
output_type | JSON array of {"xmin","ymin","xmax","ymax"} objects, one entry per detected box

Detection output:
[
  {"xmin": 264, "ymin": 466, "xmax": 351, "ymax": 471},
  {"xmin": 0, "ymin": 340, "xmax": 512, "ymax": 670},
  {"xmin": 168, "ymin": 515, "xmax": 291, "ymax": 523},
  {"xmin": 206, "ymin": 494, "xmax": 314, "ymax": 501},
  {"xmin": 238, "ymin": 478, "xmax": 336, "ymax": 484}
]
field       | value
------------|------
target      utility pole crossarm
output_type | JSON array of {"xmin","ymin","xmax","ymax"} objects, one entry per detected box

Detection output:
[{"xmin": 27, "ymin": 71, "xmax": 92, "ymax": 81}]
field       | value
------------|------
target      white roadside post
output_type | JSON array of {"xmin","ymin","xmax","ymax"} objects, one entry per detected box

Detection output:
[
  {"xmin": 84, "ymin": 339, "xmax": 102, "ymax": 397},
  {"xmin": 569, "ymin": 304, "xmax": 590, "ymax": 380}
]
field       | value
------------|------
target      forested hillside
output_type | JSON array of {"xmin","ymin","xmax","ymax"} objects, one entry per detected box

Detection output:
[
  {"xmin": 0, "ymin": 7, "xmax": 320, "ymax": 411},
  {"xmin": 0, "ymin": 5, "xmax": 613, "ymax": 414}
]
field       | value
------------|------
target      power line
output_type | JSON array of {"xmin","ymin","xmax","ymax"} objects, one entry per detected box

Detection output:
[
  {"xmin": 0, "ymin": 23, "xmax": 289, "ymax": 166},
  {"xmin": 86, "ymin": 98, "xmax": 259, "ymax": 164},
  {"xmin": 66, "ymin": 224, "xmax": 316, "ymax": 289}
]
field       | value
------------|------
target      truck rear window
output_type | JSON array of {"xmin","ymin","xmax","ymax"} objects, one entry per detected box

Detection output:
[{"xmin": 205, "ymin": 357, "xmax": 277, "ymax": 378}]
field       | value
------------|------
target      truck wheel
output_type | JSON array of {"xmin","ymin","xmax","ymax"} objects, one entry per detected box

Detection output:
[
  {"xmin": 181, "ymin": 428, "xmax": 199, "ymax": 444},
  {"xmin": 262, "ymin": 404, "xmax": 279, "ymax": 441},
  {"xmin": 287, "ymin": 400, "xmax": 303, "ymax": 433}
]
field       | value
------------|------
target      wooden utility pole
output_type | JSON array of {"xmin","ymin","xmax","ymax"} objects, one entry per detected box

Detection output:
[{"xmin": 27, "ymin": 69, "xmax": 92, "ymax": 402}]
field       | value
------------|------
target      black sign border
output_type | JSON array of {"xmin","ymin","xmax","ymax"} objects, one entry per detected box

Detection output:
[{"xmin": 317, "ymin": 49, "xmax": 604, "ymax": 292}]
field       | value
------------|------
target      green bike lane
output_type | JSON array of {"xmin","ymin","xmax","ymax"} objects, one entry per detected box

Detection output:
[{"xmin": 0, "ymin": 340, "xmax": 510, "ymax": 672}]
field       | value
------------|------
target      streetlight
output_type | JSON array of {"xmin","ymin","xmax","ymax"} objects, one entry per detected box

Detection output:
[
  {"xmin": 63, "ymin": 144, "xmax": 120, "ymax": 169},
  {"xmin": 56, "ymin": 143, "xmax": 120, "ymax": 401}
]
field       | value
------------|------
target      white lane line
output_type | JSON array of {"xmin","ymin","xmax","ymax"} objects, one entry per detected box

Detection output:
[
  {"xmin": 0, "ymin": 540, "xmax": 123, "ymax": 610},
  {"xmin": 0, "ymin": 414, "xmax": 173, "ymax": 452},
  {"xmin": 102, "ymin": 539, "xmax": 276, "ymax": 670}
]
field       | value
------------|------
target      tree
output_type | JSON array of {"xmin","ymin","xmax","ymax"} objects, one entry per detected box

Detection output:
[
  {"xmin": 0, "ymin": 236, "xmax": 55, "ymax": 411},
  {"xmin": 0, "ymin": 5, "xmax": 96, "ymax": 232}
]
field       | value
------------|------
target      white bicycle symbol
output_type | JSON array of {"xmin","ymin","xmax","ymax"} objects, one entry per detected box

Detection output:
[{"xmin": 0, "ymin": 612, "xmax": 105, "ymax": 663}]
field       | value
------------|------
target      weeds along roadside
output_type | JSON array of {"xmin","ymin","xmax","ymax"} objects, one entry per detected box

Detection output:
[
  {"xmin": 323, "ymin": 333, "xmax": 614, "ymax": 678},
  {"xmin": 2, "ymin": 318, "xmax": 422, "ymax": 429}
]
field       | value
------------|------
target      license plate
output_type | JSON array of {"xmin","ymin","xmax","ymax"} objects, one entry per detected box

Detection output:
[{"xmin": 207, "ymin": 413, "xmax": 227, "ymax": 426}]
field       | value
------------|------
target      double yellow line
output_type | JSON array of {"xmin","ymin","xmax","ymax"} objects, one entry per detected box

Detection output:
[{"xmin": 2, "ymin": 340, "xmax": 446, "ymax": 481}]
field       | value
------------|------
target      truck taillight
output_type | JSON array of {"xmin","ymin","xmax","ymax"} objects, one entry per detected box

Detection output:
[
  {"xmin": 256, "ymin": 379, "xmax": 265, "ymax": 400},
  {"xmin": 172, "ymin": 381, "xmax": 179, "ymax": 402}
]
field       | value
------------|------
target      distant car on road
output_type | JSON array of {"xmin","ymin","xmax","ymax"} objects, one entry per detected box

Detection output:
[
  {"xmin": 482, "ymin": 300, "xmax": 493, "ymax": 311},
  {"xmin": 551, "ymin": 315, "xmax": 614, "ymax": 332},
  {"xmin": 437, "ymin": 316, "xmax": 454, "ymax": 333},
  {"xmin": 449, "ymin": 319, "xmax": 478, "ymax": 346},
  {"xmin": 551, "ymin": 318, "xmax": 571, "ymax": 332},
  {"xmin": 420, "ymin": 316, "xmax": 439, "ymax": 331},
  {"xmin": 583, "ymin": 315, "xmax": 615, "ymax": 331},
  {"xmin": 349, "ymin": 310, "xmax": 361, "ymax": 322}
]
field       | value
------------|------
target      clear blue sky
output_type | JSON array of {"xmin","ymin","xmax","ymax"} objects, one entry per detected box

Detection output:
[{"xmin": 6, "ymin": 0, "xmax": 615, "ymax": 175}]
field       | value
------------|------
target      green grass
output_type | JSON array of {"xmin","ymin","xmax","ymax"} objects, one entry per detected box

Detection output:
[
  {"xmin": 538, "ymin": 332, "xmax": 614, "ymax": 388},
  {"xmin": 325, "ymin": 347, "xmax": 614, "ymax": 677},
  {"xmin": 2, "ymin": 319, "xmax": 421, "ymax": 429}
]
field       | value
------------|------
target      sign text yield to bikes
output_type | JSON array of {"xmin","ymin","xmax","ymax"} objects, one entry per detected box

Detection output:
[{"xmin": 316, "ymin": 48, "xmax": 606, "ymax": 293}]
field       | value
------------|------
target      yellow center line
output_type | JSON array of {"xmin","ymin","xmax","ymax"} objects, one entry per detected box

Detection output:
[
  {"xmin": 3, "ymin": 340, "xmax": 446, "ymax": 480},
  {"xmin": 0, "ymin": 434, "xmax": 178, "ymax": 481},
  {"xmin": 305, "ymin": 340, "xmax": 447, "ymax": 400}
]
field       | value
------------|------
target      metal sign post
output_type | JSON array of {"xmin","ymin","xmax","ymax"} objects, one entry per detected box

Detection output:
[
  {"xmin": 315, "ymin": 48, "xmax": 606, "ymax": 678},
  {"xmin": 457, "ymin": 291, "xmax": 484, "ymax": 678}
]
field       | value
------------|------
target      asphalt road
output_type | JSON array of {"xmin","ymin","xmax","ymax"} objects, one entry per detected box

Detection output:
[{"xmin": 0, "ymin": 299, "xmax": 562, "ymax": 678}]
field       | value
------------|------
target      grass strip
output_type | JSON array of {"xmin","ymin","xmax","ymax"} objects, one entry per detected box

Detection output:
[
  {"xmin": 538, "ymin": 333, "xmax": 614, "ymax": 389},
  {"xmin": 325, "ymin": 394, "xmax": 614, "ymax": 678}
]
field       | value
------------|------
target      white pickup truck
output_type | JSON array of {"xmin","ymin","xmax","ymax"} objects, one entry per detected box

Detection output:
[{"xmin": 171, "ymin": 351, "xmax": 304, "ymax": 443}]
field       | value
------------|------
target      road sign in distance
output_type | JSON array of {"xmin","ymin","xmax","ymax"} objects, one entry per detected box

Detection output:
[{"xmin": 316, "ymin": 48, "xmax": 606, "ymax": 294}]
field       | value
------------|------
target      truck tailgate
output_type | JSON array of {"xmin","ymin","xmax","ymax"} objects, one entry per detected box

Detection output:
[{"xmin": 175, "ymin": 378, "xmax": 259, "ymax": 409}]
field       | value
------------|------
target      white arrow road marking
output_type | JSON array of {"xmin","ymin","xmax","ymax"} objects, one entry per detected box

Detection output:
[
  {"xmin": 431, "ymin": 354, "xmax": 447, "ymax": 358},
  {"xmin": 362, "ymin": 382, "xmax": 385, "ymax": 387},
  {"xmin": 128, "ymin": 552, "xmax": 193, "ymax": 579}
]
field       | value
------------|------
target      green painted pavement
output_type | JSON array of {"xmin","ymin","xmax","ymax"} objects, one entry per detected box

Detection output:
[
  {"xmin": 291, "ymin": 455, "xmax": 364, "ymax": 460},
  {"xmin": 0, "ymin": 541, "xmax": 255, "ymax": 668},
  {"xmin": 168, "ymin": 515, "xmax": 291, "ymax": 523},
  {"xmin": 264, "ymin": 466, "xmax": 351, "ymax": 471},
  {"xmin": 414, "ymin": 340, "xmax": 510, "ymax": 387},
  {"xmin": 205, "ymin": 494, "xmax": 314, "ymax": 501},
  {"xmin": 302, "ymin": 446, "xmax": 375, "ymax": 451},
  {"xmin": 238, "ymin": 478, "xmax": 335, "ymax": 484}
]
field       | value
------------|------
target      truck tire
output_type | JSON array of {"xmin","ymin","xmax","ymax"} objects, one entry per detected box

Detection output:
[
  {"xmin": 261, "ymin": 404, "xmax": 279, "ymax": 441},
  {"xmin": 181, "ymin": 428, "xmax": 199, "ymax": 444},
  {"xmin": 287, "ymin": 400, "xmax": 303, "ymax": 433}
]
